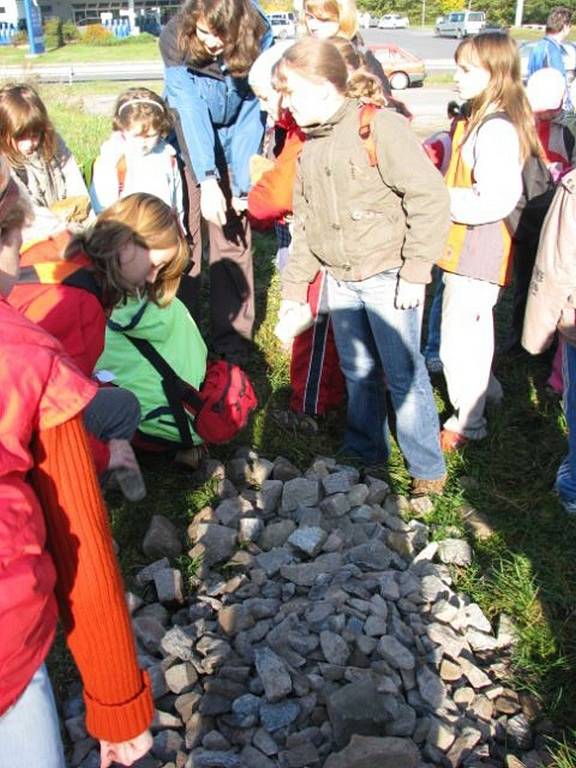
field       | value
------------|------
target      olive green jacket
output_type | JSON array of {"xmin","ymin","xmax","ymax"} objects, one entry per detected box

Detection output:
[{"xmin": 282, "ymin": 99, "xmax": 450, "ymax": 302}]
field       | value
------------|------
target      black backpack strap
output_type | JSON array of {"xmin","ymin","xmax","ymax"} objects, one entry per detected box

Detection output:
[{"xmin": 123, "ymin": 334, "xmax": 203, "ymax": 448}]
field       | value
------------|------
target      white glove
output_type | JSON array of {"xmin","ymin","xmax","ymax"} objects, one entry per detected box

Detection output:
[
  {"xmin": 395, "ymin": 276, "xmax": 425, "ymax": 310},
  {"xmin": 274, "ymin": 300, "xmax": 314, "ymax": 345},
  {"xmin": 200, "ymin": 178, "xmax": 227, "ymax": 226}
]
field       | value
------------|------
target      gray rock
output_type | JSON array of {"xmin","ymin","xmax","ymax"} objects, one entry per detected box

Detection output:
[
  {"xmin": 345, "ymin": 541, "xmax": 393, "ymax": 570},
  {"xmin": 143, "ymin": 515, "xmax": 182, "ymax": 558},
  {"xmin": 385, "ymin": 702, "xmax": 417, "ymax": 737},
  {"xmin": 497, "ymin": 613, "xmax": 518, "ymax": 648},
  {"xmin": 231, "ymin": 693, "xmax": 262, "ymax": 726},
  {"xmin": 458, "ymin": 655, "xmax": 492, "ymax": 689},
  {"xmin": 506, "ymin": 714, "xmax": 533, "ymax": 750},
  {"xmin": 125, "ymin": 591, "xmax": 144, "ymax": 614},
  {"xmin": 239, "ymin": 518, "xmax": 264, "ymax": 543},
  {"xmin": 327, "ymin": 680, "xmax": 391, "ymax": 749},
  {"xmin": 466, "ymin": 628, "xmax": 499, "ymax": 652},
  {"xmin": 320, "ymin": 630, "xmax": 350, "ymax": 666},
  {"xmin": 260, "ymin": 700, "xmax": 301, "ymax": 732},
  {"xmin": 215, "ymin": 497, "xmax": 250, "ymax": 527},
  {"xmin": 417, "ymin": 666, "xmax": 453, "ymax": 710},
  {"xmin": 437, "ymin": 538, "xmax": 473, "ymax": 566},
  {"xmin": 324, "ymin": 735, "xmax": 419, "ymax": 768},
  {"xmin": 240, "ymin": 745, "xmax": 276, "ymax": 768},
  {"xmin": 152, "ymin": 729, "xmax": 184, "ymax": 761},
  {"xmin": 288, "ymin": 526, "xmax": 327, "ymax": 557},
  {"xmin": 322, "ymin": 471, "xmax": 353, "ymax": 495},
  {"xmin": 446, "ymin": 727, "xmax": 482, "ymax": 767},
  {"xmin": 199, "ymin": 694, "xmax": 232, "ymax": 716},
  {"xmin": 364, "ymin": 615, "xmax": 388, "ymax": 637},
  {"xmin": 364, "ymin": 477, "xmax": 391, "ymax": 505},
  {"xmin": 281, "ymin": 478, "xmax": 320, "ymax": 513},
  {"xmin": 188, "ymin": 524, "xmax": 237, "ymax": 568},
  {"xmin": 254, "ymin": 648, "xmax": 293, "ymax": 702},
  {"xmin": 218, "ymin": 604, "xmax": 256, "ymax": 636},
  {"xmin": 165, "ymin": 662, "xmax": 198, "ymax": 694},
  {"xmin": 272, "ymin": 456, "xmax": 301, "ymax": 482},
  {"xmin": 420, "ymin": 575, "xmax": 450, "ymax": 603},
  {"xmin": 136, "ymin": 557, "xmax": 171, "ymax": 586},
  {"xmin": 279, "ymin": 743, "xmax": 319, "ymax": 767},
  {"xmin": 348, "ymin": 484, "xmax": 370, "ymax": 507},
  {"xmin": 377, "ymin": 636, "xmax": 415, "ymax": 671},
  {"xmin": 256, "ymin": 548, "xmax": 294, "ymax": 576},
  {"xmin": 259, "ymin": 520, "xmax": 296, "ymax": 551},
  {"xmin": 244, "ymin": 598, "xmax": 281, "ymax": 620},
  {"xmin": 160, "ymin": 626, "xmax": 195, "ymax": 661},
  {"xmin": 460, "ymin": 603, "xmax": 492, "ymax": 633},
  {"xmin": 185, "ymin": 750, "xmax": 241, "ymax": 768},
  {"xmin": 154, "ymin": 568, "xmax": 184, "ymax": 604},
  {"xmin": 281, "ymin": 553, "xmax": 343, "ymax": 586},
  {"xmin": 252, "ymin": 728, "xmax": 279, "ymax": 756},
  {"xmin": 380, "ymin": 572, "xmax": 400, "ymax": 601},
  {"xmin": 259, "ymin": 480, "xmax": 284, "ymax": 515},
  {"xmin": 202, "ymin": 731, "xmax": 231, "ymax": 751},
  {"xmin": 319, "ymin": 493, "xmax": 352, "ymax": 518},
  {"xmin": 133, "ymin": 616, "xmax": 166, "ymax": 655},
  {"xmin": 350, "ymin": 505, "xmax": 374, "ymax": 522}
]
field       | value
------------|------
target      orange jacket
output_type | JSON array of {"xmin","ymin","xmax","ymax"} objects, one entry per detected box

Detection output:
[{"xmin": 248, "ymin": 112, "xmax": 305, "ymax": 226}]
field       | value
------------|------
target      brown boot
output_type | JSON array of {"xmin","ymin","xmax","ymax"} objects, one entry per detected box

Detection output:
[{"xmin": 411, "ymin": 474, "xmax": 447, "ymax": 498}]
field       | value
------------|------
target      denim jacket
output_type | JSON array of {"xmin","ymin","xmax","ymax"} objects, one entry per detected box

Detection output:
[{"xmin": 160, "ymin": 10, "xmax": 272, "ymax": 197}]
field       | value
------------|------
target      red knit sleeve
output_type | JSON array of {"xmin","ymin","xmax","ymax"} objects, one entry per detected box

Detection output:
[{"xmin": 31, "ymin": 415, "xmax": 153, "ymax": 742}]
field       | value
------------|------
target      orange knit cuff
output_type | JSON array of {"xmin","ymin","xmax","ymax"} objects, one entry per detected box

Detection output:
[{"xmin": 84, "ymin": 670, "xmax": 154, "ymax": 743}]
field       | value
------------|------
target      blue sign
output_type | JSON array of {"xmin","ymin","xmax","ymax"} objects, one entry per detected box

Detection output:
[{"xmin": 23, "ymin": 0, "xmax": 45, "ymax": 55}]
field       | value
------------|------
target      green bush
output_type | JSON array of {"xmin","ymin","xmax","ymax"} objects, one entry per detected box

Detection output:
[
  {"xmin": 43, "ymin": 17, "xmax": 63, "ymax": 49},
  {"xmin": 82, "ymin": 23, "xmax": 115, "ymax": 45},
  {"xmin": 61, "ymin": 20, "xmax": 80, "ymax": 42},
  {"xmin": 11, "ymin": 29, "xmax": 28, "ymax": 45}
]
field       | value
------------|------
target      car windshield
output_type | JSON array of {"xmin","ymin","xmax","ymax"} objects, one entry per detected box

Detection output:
[{"xmin": 469, "ymin": 13, "xmax": 484, "ymax": 20}]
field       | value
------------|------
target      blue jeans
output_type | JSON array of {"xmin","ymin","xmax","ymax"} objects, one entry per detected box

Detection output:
[
  {"xmin": 0, "ymin": 664, "xmax": 66, "ymax": 768},
  {"xmin": 327, "ymin": 269, "xmax": 446, "ymax": 480},
  {"xmin": 556, "ymin": 341, "xmax": 576, "ymax": 512}
]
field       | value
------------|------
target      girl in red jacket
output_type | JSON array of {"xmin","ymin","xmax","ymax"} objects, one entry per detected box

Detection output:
[{"xmin": 0, "ymin": 157, "xmax": 153, "ymax": 767}]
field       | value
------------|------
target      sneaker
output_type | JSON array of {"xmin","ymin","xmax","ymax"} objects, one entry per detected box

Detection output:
[
  {"xmin": 440, "ymin": 429, "xmax": 469, "ymax": 453},
  {"xmin": 411, "ymin": 474, "xmax": 447, "ymax": 498}
]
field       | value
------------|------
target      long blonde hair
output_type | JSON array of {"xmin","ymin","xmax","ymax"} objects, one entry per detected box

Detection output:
[
  {"xmin": 456, "ymin": 33, "xmax": 542, "ymax": 160},
  {"xmin": 304, "ymin": 0, "xmax": 359, "ymax": 39},
  {"xmin": 66, "ymin": 194, "xmax": 189, "ymax": 309}
]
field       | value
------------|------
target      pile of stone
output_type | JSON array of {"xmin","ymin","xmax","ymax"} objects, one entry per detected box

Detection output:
[{"xmin": 65, "ymin": 452, "xmax": 552, "ymax": 768}]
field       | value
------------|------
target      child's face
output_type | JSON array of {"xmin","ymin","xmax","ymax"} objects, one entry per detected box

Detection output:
[
  {"xmin": 255, "ymin": 86, "xmax": 282, "ymax": 122},
  {"xmin": 454, "ymin": 60, "xmax": 491, "ymax": 101},
  {"xmin": 279, "ymin": 68, "xmax": 329, "ymax": 127},
  {"xmin": 118, "ymin": 239, "xmax": 176, "ymax": 290},
  {"xmin": 122, "ymin": 121, "xmax": 160, "ymax": 156},
  {"xmin": 14, "ymin": 133, "xmax": 40, "ymax": 157},
  {"xmin": 304, "ymin": 10, "xmax": 340, "ymax": 39},
  {"xmin": 196, "ymin": 16, "xmax": 225, "ymax": 57}
]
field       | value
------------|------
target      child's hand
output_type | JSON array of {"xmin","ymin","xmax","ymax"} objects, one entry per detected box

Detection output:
[
  {"xmin": 200, "ymin": 178, "xmax": 227, "ymax": 226},
  {"xmin": 275, "ymin": 300, "xmax": 314, "ymax": 345},
  {"xmin": 395, "ymin": 277, "xmax": 425, "ymax": 310},
  {"xmin": 100, "ymin": 729, "xmax": 153, "ymax": 768}
]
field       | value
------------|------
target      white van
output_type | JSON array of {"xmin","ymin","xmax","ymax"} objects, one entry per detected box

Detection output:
[{"xmin": 435, "ymin": 10, "xmax": 486, "ymax": 38}]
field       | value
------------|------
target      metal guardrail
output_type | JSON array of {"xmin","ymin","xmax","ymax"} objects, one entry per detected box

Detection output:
[{"xmin": 0, "ymin": 57, "xmax": 455, "ymax": 83}]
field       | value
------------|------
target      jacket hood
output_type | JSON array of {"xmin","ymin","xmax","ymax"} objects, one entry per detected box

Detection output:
[{"xmin": 302, "ymin": 98, "xmax": 356, "ymax": 139}]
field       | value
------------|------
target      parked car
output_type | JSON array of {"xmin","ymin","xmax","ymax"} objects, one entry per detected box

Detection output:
[
  {"xmin": 435, "ymin": 10, "xmax": 486, "ymax": 37},
  {"xmin": 269, "ymin": 14, "xmax": 296, "ymax": 39},
  {"xmin": 518, "ymin": 39, "xmax": 576, "ymax": 83},
  {"xmin": 378, "ymin": 13, "xmax": 409, "ymax": 28},
  {"xmin": 368, "ymin": 43, "xmax": 426, "ymax": 89}
]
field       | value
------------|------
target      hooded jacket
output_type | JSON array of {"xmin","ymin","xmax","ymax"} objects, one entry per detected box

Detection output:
[
  {"xmin": 282, "ymin": 99, "xmax": 450, "ymax": 302},
  {"xmin": 98, "ymin": 296, "xmax": 207, "ymax": 445}
]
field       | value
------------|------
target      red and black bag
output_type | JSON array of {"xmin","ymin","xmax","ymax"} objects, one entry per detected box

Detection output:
[{"xmin": 125, "ymin": 335, "xmax": 257, "ymax": 445}]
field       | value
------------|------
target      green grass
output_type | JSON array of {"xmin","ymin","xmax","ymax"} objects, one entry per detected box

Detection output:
[
  {"xmin": 37, "ymin": 83, "xmax": 576, "ymax": 765},
  {"xmin": 0, "ymin": 35, "xmax": 160, "ymax": 65}
]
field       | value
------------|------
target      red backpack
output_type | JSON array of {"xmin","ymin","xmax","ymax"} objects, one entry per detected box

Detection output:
[{"xmin": 125, "ymin": 334, "xmax": 257, "ymax": 445}]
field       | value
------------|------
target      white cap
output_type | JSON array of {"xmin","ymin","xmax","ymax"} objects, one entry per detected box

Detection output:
[
  {"xmin": 526, "ymin": 68, "xmax": 566, "ymax": 112},
  {"xmin": 248, "ymin": 41, "xmax": 294, "ymax": 96}
]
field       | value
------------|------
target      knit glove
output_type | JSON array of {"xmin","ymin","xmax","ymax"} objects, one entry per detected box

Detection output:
[
  {"xmin": 395, "ymin": 277, "xmax": 425, "ymax": 310},
  {"xmin": 275, "ymin": 300, "xmax": 314, "ymax": 345}
]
